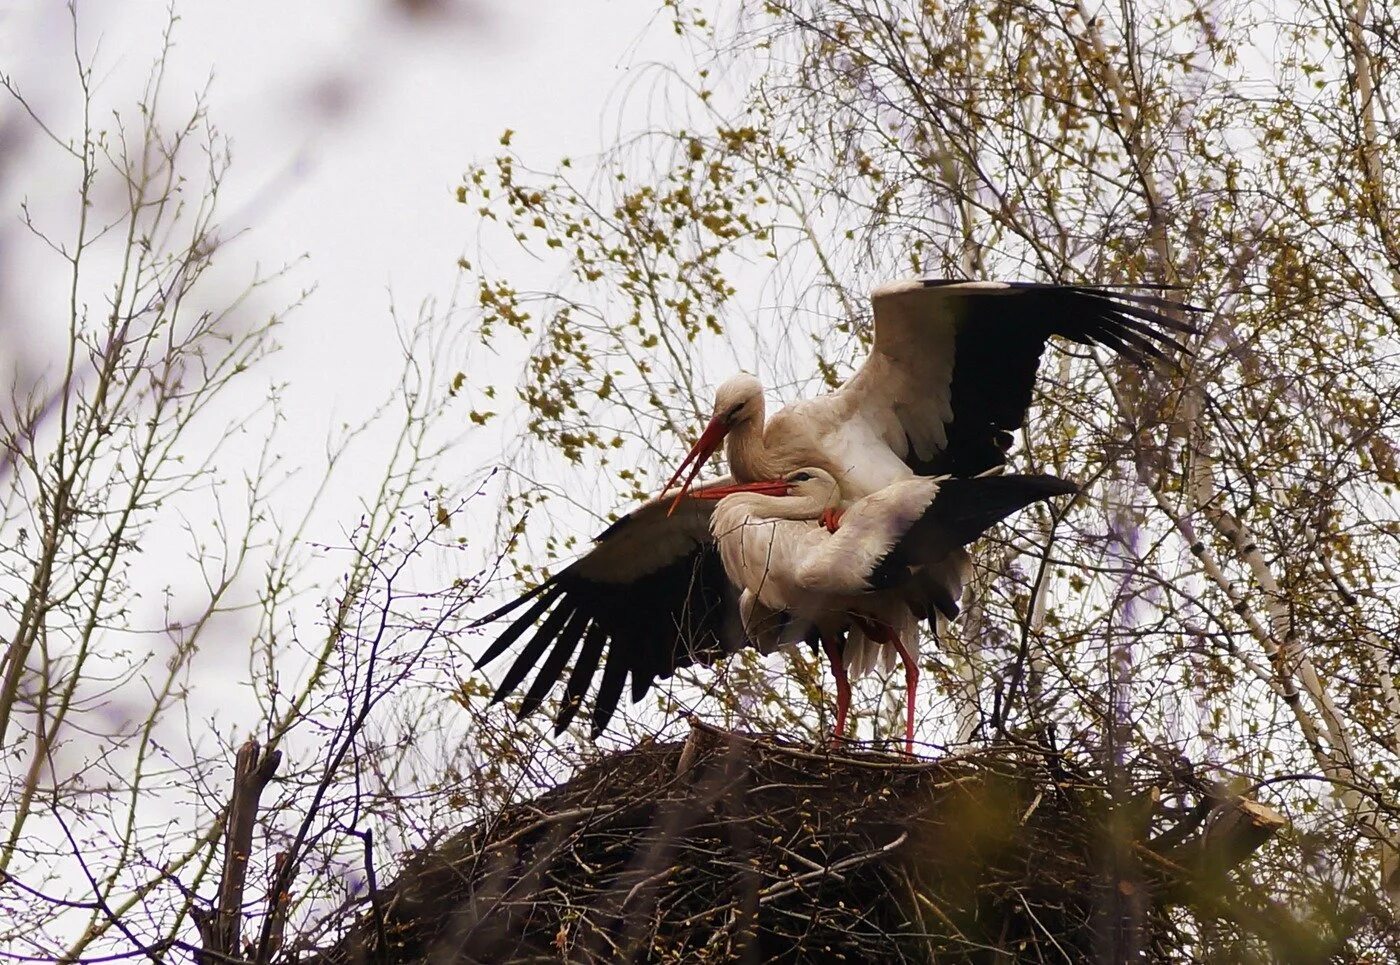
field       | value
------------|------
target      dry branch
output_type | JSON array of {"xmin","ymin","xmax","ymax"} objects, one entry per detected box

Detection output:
[
  {"xmin": 195, "ymin": 738, "xmax": 282, "ymax": 964},
  {"xmin": 1192, "ymin": 797, "xmax": 1288, "ymax": 882}
]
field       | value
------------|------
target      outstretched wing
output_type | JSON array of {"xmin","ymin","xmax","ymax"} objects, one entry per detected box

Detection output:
[
  {"xmin": 808, "ymin": 280, "xmax": 1198, "ymax": 480},
  {"xmin": 473, "ymin": 480, "xmax": 747, "ymax": 736}
]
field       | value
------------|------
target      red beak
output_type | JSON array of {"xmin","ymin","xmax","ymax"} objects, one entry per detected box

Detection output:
[
  {"xmin": 660, "ymin": 414, "xmax": 730, "ymax": 515},
  {"xmin": 688, "ymin": 479, "xmax": 792, "ymax": 500}
]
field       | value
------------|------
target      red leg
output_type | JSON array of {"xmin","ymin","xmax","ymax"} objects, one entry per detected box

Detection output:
[
  {"xmin": 850, "ymin": 615, "xmax": 918, "ymax": 755},
  {"xmin": 821, "ymin": 507, "xmax": 844, "ymax": 533},
  {"xmin": 820, "ymin": 634, "xmax": 851, "ymax": 744},
  {"xmin": 887, "ymin": 629, "xmax": 920, "ymax": 756}
]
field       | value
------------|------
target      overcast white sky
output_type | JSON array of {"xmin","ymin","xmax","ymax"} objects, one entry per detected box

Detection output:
[
  {"xmin": 0, "ymin": 0, "xmax": 713, "ymax": 776},
  {"xmin": 0, "ymin": 1, "xmax": 705, "ymax": 940},
  {"xmin": 3, "ymin": 0, "xmax": 678, "ymax": 449},
  {"xmin": 0, "ymin": 0, "xmax": 700, "ymax": 639}
]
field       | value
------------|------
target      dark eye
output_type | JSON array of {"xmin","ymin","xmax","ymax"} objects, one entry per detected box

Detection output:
[
  {"xmin": 790, "ymin": 472, "xmax": 811, "ymax": 483},
  {"xmin": 726, "ymin": 402, "xmax": 745, "ymax": 420}
]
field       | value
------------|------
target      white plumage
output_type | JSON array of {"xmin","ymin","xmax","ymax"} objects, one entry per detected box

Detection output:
[{"xmin": 697, "ymin": 467, "xmax": 1078, "ymax": 753}]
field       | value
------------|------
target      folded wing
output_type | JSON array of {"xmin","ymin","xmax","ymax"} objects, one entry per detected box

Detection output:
[
  {"xmin": 794, "ymin": 473, "xmax": 1078, "ymax": 598},
  {"xmin": 863, "ymin": 473, "xmax": 1080, "ymax": 590}
]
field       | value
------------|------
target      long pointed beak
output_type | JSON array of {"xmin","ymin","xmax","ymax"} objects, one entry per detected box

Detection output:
[
  {"xmin": 689, "ymin": 479, "xmax": 792, "ymax": 500},
  {"xmin": 661, "ymin": 415, "xmax": 729, "ymax": 515}
]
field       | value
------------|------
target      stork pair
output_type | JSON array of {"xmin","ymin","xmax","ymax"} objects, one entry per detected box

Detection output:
[{"xmin": 474, "ymin": 280, "xmax": 1198, "ymax": 754}]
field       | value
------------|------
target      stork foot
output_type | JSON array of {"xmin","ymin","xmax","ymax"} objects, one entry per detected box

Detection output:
[{"xmin": 821, "ymin": 507, "xmax": 844, "ymax": 534}]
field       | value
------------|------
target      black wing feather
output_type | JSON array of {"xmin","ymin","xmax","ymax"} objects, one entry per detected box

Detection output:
[
  {"xmin": 474, "ymin": 584, "xmax": 566, "ymax": 668},
  {"xmin": 475, "ymin": 507, "xmax": 744, "ymax": 737},
  {"xmin": 470, "ymin": 574, "xmax": 557, "ymax": 629},
  {"xmin": 590, "ymin": 639, "xmax": 634, "ymax": 737},
  {"xmin": 489, "ymin": 601, "xmax": 575, "ymax": 701},
  {"xmin": 516, "ymin": 607, "xmax": 591, "ymax": 719},
  {"xmin": 917, "ymin": 283, "xmax": 1200, "ymax": 477},
  {"xmin": 554, "ymin": 622, "xmax": 608, "ymax": 734}
]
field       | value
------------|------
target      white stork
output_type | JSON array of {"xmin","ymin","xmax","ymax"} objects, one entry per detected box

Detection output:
[
  {"xmin": 695, "ymin": 467, "xmax": 1078, "ymax": 754},
  {"xmin": 662, "ymin": 279, "xmax": 1197, "ymax": 505},
  {"xmin": 474, "ymin": 279, "xmax": 1194, "ymax": 738}
]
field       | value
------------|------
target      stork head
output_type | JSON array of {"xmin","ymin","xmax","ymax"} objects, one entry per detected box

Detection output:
[
  {"xmin": 686, "ymin": 466, "xmax": 839, "ymax": 507},
  {"xmin": 711, "ymin": 372, "xmax": 764, "ymax": 426},
  {"xmin": 660, "ymin": 373, "xmax": 765, "ymax": 514},
  {"xmin": 782, "ymin": 467, "xmax": 841, "ymax": 511}
]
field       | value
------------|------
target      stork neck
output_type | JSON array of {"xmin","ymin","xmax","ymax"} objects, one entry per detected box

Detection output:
[
  {"xmin": 725, "ymin": 409, "xmax": 782, "ymax": 482},
  {"xmin": 724, "ymin": 491, "xmax": 825, "ymax": 521}
]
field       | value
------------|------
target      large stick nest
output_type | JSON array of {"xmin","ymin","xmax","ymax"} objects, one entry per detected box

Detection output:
[{"xmin": 304, "ymin": 723, "xmax": 1319, "ymax": 963}]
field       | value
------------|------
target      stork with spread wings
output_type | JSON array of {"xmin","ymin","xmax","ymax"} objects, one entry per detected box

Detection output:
[{"xmin": 475, "ymin": 279, "xmax": 1198, "ymax": 740}]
